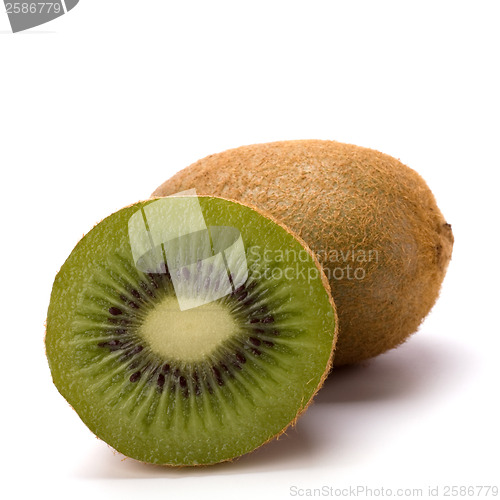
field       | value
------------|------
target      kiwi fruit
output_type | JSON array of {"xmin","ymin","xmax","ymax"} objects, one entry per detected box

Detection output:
[
  {"xmin": 152, "ymin": 140, "xmax": 454, "ymax": 366},
  {"xmin": 46, "ymin": 195, "xmax": 337, "ymax": 466}
]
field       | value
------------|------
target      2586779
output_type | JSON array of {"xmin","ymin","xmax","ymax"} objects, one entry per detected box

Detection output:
[{"xmin": 5, "ymin": 2, "xmax": 62, "ymax": 14}]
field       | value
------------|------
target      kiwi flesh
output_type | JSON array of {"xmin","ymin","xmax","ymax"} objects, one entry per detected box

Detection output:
[
  {"xmin": 46, "ymin": 195, "xmax": 337, "ymax": 465},
  {"xmin": 152, "ymin": 140, "xmax": 454, "ymax": 366}
]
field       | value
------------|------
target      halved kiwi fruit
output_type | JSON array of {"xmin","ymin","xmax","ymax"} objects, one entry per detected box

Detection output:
[{"xmin": 46, "ymin": 196, "xmax": 337, "ymax": 466}]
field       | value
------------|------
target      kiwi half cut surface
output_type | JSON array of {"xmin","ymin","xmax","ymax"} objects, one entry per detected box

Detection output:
[{"xmin": 46, "ymin": 196, "xmax": 337, "ymax": 466}]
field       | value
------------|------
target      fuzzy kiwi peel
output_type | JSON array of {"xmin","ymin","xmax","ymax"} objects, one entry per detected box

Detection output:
[
  {"xmin": 152, "ymin": 140, "xmax": 454, "ymax": 366},
  {"xmin": 46, "ymin": 196, "xmax": 337, "ymax": 466}
]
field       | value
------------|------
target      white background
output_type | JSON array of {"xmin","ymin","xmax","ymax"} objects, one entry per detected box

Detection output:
[{"xmin": 1, "ymin": 1, "xmax": 499, "ymax": 499}]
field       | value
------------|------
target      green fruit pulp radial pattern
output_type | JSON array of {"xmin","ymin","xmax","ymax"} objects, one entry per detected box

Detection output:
[{"xmin": 46, "ymin": 197, "xmax": 336, "ymax": 465}]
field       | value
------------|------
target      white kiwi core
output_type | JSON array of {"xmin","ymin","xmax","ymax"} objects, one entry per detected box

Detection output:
[{"xmin": 139, "ymin": 296, "xmax": 239, "ymax": 362}]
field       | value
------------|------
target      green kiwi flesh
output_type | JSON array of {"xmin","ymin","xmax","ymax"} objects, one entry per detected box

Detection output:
[
  {"xmin": 152, "ymin": 140, "xmax": 454, "ymax": 366},
  {"xmin": 46, "ymin": 196, "xmax": 336, "ymax": 466}
]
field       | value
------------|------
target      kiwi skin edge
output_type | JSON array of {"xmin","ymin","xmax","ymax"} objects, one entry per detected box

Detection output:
[
  {"xmin": 152, "ymin": 140, "xmax": 454, "ymax": 367},
  {"xmin": 45, "ymin": 196, "xmax": 338, "ymax": 467}
]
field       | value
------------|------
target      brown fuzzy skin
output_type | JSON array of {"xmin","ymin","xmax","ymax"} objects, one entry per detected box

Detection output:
[{"xmin": 153, "ymin": 140, "xmax": 454, "ymax": 366}]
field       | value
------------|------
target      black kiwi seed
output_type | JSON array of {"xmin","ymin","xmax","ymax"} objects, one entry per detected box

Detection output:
[
  {"xmin": 249, "ymin": 337, "xmax": 261, "ymax": 346},
  {"xmin": 236, "ymin": 352, "xmax": 246, "ymax": 364},
  {"xmin": 140, "ymin": 281, "xmax": 155, "ymax": 297},
  {"xmin": 179, "ymin": 376, "xmax": 187, "ymax": 388},
  {"xmin": 192, "ymin": 372, "xmax": 201, "ymax": 392},
  {"xmin": 162, "ymin": 363, "xmax": 171, "ymax": 373},
  {"xmin": 119, "ymin": 295, "xmax": 140, "ymax": 309},
  {"xmin": 109, "ymin": 306, "xmax": 123, "ymax": 316},
  {"xmin": 242, "ymin": 297, "xmax": 256, "ymax": 308},
  {"xmin": 212, "ymin": 366, "xmax": 224, "ymax": 386},
  {"xmin": 224, "ymin": 363, "xmax": 236, "ymax": 378},
  {"xmin": 130, "ymin": 345, "xmax": 143, "ymax": 355},
  {"xmin": 157, "ymin": 373, "xmax": 165, "ymax": 388},
  {"xmin": 147, "ymin": 273, "xmax": 160, "ymax": 289},
  {"xmin": 98, "ymin": 339, "xmax": 122, "ymax": 351},
  {"xmin": 130, "ymin": 371, "xmax": 141, "ymax": 383},
  {"xmin": 163, "ymin": 268, "xmax": 172, "ymax": 281}
]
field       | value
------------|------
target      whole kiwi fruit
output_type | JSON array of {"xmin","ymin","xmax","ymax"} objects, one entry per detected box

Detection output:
[{"xmin": 152, "ymin": 140, "xmax": 454, "ymax": 366}]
